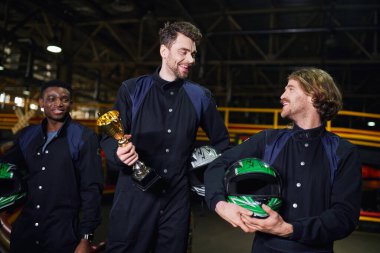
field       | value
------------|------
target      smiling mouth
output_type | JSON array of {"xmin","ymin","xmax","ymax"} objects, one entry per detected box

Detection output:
[
  {"xmin": 281, "ymin": 100, "xmax": 289, "ymax": 107},
  {"xmin": 180, "ymin": 63, "xmax": 192, "ymax": 70},
  {"xmin": 52, "ymin": 109, "xmax": 65, "ymax": 114}
]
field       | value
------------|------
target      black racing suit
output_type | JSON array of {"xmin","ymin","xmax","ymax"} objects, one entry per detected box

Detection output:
[
  {"xmin": 1, "ymin": 116, "xmax": 103, "ymax": 253},
  {"xmin": 101, "ymin": 70, "xmax": 231, "ymax": 253},
  {"xmin": 205, "ymin": 125, "xmax": 361, "ymax": 253}
]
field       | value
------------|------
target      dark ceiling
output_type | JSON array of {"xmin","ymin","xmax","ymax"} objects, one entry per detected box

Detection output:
[{"xmin": 0, "ymin": 0, "xmax": 379, "ymax": 113}]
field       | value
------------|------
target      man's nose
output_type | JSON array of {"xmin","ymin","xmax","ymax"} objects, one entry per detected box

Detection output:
[
  {"xmin": 280, "ymin": 88, "xmax": 290, "ymax": 99},
  {"xmin": 54, "ymin": 98, "xmax": 64, "ymax": 105},
  {"xmin": 186, "ymin": 53, "xmax": 195, "ymax": 64}
]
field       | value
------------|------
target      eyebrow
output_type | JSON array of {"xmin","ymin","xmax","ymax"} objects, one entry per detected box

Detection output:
[
  {"xmin": 285, "ymin": 84, "xmax": 295, "ymax": 89},
  {"xmin": 179, "ymin": 47, "xmax": 197, "ymax": 54}
]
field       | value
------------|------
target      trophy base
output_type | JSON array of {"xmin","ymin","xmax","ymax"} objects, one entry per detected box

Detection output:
[{"xmin": 132, "ymin": 169, "xmax": 162, "ymax": 191}]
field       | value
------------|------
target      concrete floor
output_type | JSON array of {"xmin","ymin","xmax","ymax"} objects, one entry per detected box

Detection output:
[
  {"xmin": 190, "ymin": 201, "xmax": 380, "ymax": 253},
  {"xmin": 94, "ymin": 196, "xmax": 380, "ymax": 253},
  {"xmin": 1, "ymin": 196, "xmax": 378, "ymax": 253}
]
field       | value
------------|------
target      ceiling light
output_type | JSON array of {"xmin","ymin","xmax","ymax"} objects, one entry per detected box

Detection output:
[
  {"xmin": 47, "ymin": 44, "xmax": 62, "ymax": 53},
  {"xmin": 46, "ymin": 38, "xmax": 62, "ymax": 53}
]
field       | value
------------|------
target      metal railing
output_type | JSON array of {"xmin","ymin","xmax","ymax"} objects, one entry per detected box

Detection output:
[
  {"xmin": 196, "ymin": 107, "xmax": 380, "ymax": 148},
  {"xmin": 1, "ymin": 105, "xmax": 380, "ymax": 148},
  {"xmin": 1, "ymin": 105, "xmax": 380, "ymax": 227}
]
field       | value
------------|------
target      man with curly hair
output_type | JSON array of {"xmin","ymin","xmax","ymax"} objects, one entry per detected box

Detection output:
[
  {"xmin": 205, "ymin": 68, "xmax": 361, "ymax": 253},
  {"xmin": 101, "ymin": 21, "xmax": 230, "ymax": 253}
]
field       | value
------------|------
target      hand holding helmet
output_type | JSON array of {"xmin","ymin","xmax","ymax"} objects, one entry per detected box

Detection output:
[
  {"xmin": 224, "ymin": 158, "xmax": 282, "ymax": 218},
  {"xmin": 240, "ymin": 203, "xmax": 294, "ymax": 237}
]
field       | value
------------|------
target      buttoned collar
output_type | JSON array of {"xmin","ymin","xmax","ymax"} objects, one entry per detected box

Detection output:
[
  {"xmin": 152, "ymin": 66, "xmax": 185, "ymax": 90},
  {"xmin": 40, "ymin": 115, "xmax": 72, "ymax": 138},
  {"xmin": 292, "ymin": 124, "xmax": 326, "ymax": 140}
]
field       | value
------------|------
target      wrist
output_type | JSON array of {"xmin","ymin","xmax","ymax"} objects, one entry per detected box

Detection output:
[
  {"xmin": 281, "ymin": 223, "xmax": 293, "ymax": 237},
  {"xmin": 215, "ymin": 200, "xmax": 230, "ymax": 214},
  {"xmin": 81, "ymin": 233, "xmax": 94, "ymax": 243}
]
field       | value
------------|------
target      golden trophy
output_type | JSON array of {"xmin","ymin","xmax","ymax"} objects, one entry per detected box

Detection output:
[{"xmin": 97, "ymin": 110, "xmax": 161, "ymax": 191}]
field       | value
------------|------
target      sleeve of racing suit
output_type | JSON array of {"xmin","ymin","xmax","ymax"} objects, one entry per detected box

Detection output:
[
  {"xmin": 77, "ymin": 130, "xmax": 104, "ymax": 236},
  {"xmin": 100, "ymin": 82, "xmax": 133, "ymax": 170},
  {"xmin": 204, "ymin": 131, "xmax": 266, "ymax": 210},
  {"xmin": 198, "ymin": 89, "xmax": 231, "ymax": 153},
  {"xmin": 76, "ymin": 131, "xmax": 103, "ymax": 235}
]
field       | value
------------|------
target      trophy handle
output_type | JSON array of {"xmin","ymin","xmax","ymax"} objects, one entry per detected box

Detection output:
[{"xmin": 117, "ymin": 136, "xmax": 129, "ymax": 146}]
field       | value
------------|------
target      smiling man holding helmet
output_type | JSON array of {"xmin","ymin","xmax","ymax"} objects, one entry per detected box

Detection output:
[{"xmin": 205, "ymin": 67, "xmax": 361, "ymax": 253}]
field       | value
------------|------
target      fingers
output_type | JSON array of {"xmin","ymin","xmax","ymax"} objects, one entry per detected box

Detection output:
[
  {"xmin": 261, "ymin": 204, "xmax": 273, "ymax": 215},
  {"xmin": 116, "ymin": 142, "xmax": 139, "ymax": 165},
  {"xmin": 224, "ymin": 213, "xmax": 250, "ymax": 232},
  {"xmin": 241, "ymin": 214, "xmax": 259, "ymax": 226},
  {"xmin": 124, "ymin": 134, "xmax": 132, "ymax": 141},
  {"xmin": 240, "ymin": 204, "xmax": 288, "ymax": 236},
  {"xmin": 124, "ymin": 152, "xmax": 139, "ymax": 166},
  {"xmin": 239, "ymin": 207, "xmax": 253, "ymax": 217},
  {"xmin": 215, "ymin": 201, "xmax": 255, "ymax": 233},
  {"xmin": 237, "ymin": 214, "xmax": 254, "ymax": 233}
]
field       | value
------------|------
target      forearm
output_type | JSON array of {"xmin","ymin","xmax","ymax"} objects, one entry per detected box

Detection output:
[
  {"xmin": 201, "ymin": 102, "xmax": 231, "ymax": 153},
  {"xmin": 78, "ymin": 135, "xmax": 103, "ymax": 234},
  {"xmin": 79, "ymin": 184, "xmax": 102, "ymax": 235}
]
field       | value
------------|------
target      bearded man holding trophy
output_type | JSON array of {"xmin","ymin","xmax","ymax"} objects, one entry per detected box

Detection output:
[{"xmin": 99, "ymin": 21, "xmax": 231, "ymax": 253}]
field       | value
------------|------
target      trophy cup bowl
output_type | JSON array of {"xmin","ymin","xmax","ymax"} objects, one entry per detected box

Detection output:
[
  {"xmin": 97, "ymin": 110, "xmax": 161, "ymax": 191},
  {"xmin": 97, "ymin": 110, "xmax": 127, "ymax": 145}
]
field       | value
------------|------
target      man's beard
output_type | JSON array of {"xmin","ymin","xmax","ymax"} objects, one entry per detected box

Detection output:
[{"xmin": 169, "ymin": 63, "xmax": 190, "ymax": 79}]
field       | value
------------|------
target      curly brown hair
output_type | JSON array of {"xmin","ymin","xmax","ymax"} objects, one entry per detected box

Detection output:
[
  {"xmin": 158, "ymin": 21, "xmax": 202, "ymax": 48},
  {"xmin": 288, "ymin": 68, "xmax": 343, "ymax": 122}
]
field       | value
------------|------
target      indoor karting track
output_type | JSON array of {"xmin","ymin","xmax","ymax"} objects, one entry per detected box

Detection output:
[{"xmin": 1, "ymin": 192, "xmax": 380, "ymax": 253}]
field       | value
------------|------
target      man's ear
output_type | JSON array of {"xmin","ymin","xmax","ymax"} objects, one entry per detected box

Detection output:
[
  {"xmin": 38, "ymin": 98, "xmax": 43, "ymax": 108},
  {"xmin": 160, "ymin": 45, "xmax": 168, "ymax": 58}
]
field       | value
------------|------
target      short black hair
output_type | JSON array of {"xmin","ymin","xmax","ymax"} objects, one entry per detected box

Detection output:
[
  {"xmin": 159, "ymin": 21, "xmax": 202, "ymax": 48},
  {"xmin": 40, "ymin": 80, "xmax": 72, "ymax": 97}
]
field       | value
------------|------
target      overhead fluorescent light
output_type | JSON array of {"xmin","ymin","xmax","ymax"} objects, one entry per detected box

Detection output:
[{"xmin": 47, "ymin": 44, "xmax": 62, "ymax": 53}]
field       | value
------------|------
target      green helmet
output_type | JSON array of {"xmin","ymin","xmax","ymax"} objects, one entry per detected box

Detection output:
[
  {"xmin": 0, "ymin": 163, "xmax": 26, "ymax": 212},
  {"xmin": 225, "ymin": 158, "xmax": 282, "ymax": 218}
]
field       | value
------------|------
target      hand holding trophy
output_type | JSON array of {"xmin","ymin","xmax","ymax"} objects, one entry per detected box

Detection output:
[{"xmin": 97, "ymin": 110, "xmax": 161, "ymax": 191}]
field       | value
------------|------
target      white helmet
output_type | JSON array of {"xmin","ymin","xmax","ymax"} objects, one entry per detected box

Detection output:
[{"xmin": 189, "ymin": 146, "xmax": 220, "ymax": 197}]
